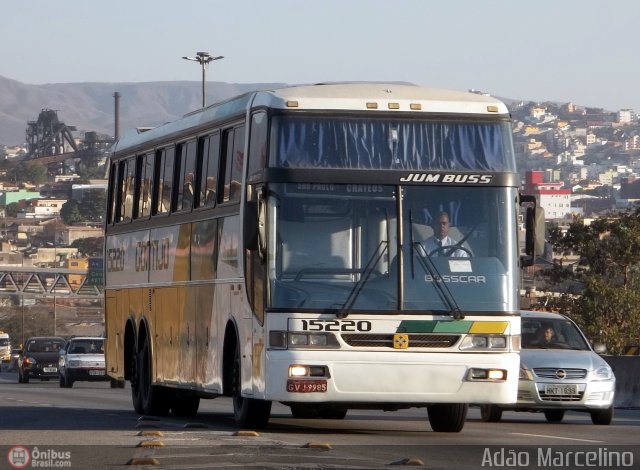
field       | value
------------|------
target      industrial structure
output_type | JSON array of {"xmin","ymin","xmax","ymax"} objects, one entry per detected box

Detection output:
[{"xmin": 23, "ymin": 109, "xmax": 114, "ymax": 175}]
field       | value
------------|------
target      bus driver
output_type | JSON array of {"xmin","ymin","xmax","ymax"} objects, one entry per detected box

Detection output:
[{"xmin": 424, "ymin": 211, "xmax": 469, "ymax": 257}]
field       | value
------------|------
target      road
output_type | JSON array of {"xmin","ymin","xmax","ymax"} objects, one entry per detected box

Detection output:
[{"xmin": 1, "ymin": 369, "xmax": 639, "ymax": 469}]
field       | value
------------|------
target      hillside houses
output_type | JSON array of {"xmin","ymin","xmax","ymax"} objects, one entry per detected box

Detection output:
[{"xmin": 512, "ymin": 100, "xmax": 640, "ymax": 221}]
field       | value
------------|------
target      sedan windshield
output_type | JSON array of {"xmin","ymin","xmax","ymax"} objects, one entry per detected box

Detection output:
[
  {"xmin": 27, "ymin": 340, "xmax": 65, "ymax": 353},
  {"xmin": 267, "ymin": 183, "xmax": 518, "ymax": 313},
  {"xmin": 522, "ymin": 317, "xmax": 590, "ymax": 350}
]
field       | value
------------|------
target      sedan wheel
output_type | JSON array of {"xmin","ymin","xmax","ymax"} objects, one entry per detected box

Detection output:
[
  {"xmin": 480, "ymin": 405, "xmax": 503, "ymax": 422},
  {"xmin": 544, "ymin": 409, "xmax": 565, "ymax": 423},
  {"xmin": 590, "ymin": 407, "xmax": 613, "ymax": 425}
]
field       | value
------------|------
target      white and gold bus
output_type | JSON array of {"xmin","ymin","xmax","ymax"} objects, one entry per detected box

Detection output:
[{"xmin": 104, "ymin": 83, "xmax": 543, "ymax": 432}]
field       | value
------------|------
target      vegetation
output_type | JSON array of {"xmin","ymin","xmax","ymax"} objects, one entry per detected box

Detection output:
[
  {"xmin": 5, "ymin": 202, "xmax": 20, "ymax": 217},
  {"xmin": 0, "ymin": 160, "xmax": 47, "ymax": 185},
  {"xmin": 60, "ymin": 189, "xmax": 106, "ymax": 225},
  {"xmin": 539, "ymin": 208, "xmax": 640, "ymax": 354},
  {"xmin": 71, "ymin": 237, "xmax": 103, "ymax": 257}
]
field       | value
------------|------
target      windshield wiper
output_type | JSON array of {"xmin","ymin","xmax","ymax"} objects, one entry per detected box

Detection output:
[
  {"xmin": 336, "ymin": 239, "xmax": 389, "ymax": 319},
  {"xmin": 412, "ymin": 242, "xmax": 465, "ymax": 320}
]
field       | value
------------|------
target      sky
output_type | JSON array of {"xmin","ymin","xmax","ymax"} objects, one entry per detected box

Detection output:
[{"xmin": 2, "ymin": 0, "xmax": 639, "ymax": 112}]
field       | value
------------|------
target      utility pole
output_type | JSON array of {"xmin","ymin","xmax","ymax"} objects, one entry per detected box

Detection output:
[{"xmin": 182, "ymin": 51, "xmax": 224, "ymax": 107}]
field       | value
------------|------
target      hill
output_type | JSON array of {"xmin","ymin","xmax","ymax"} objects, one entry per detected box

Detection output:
[{"xmin": 0, "ymin": 75, "xmax": 286, "ymax": 146}]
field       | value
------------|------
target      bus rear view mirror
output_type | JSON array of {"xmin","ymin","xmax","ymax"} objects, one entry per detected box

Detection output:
[{"xmin": 521, "ymin": 195, "xmax": 545, "ymax": 267}]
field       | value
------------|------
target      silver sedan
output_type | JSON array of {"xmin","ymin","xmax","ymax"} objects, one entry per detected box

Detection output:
[{"xmin": 480, "ymin": 310, "xmax": 615, "ymax": 425}]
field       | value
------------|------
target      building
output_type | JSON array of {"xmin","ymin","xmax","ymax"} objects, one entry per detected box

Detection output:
[
  {"xmin": 0, "ymin": 189, "xmax": 42, "ymax": 210},
  {"xmin": 17, "ymin": 198, "xmax": 67, "ymax": 219},
  {"xmin": 617, "ymin": 109, "xmax": 634, "ymax": 124},
  {"xmin": 523, "ymin": 171, "xmax": 572, "ymax": 220}
]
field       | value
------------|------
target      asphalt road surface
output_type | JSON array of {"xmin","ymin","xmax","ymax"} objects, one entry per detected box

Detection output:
[{"xmin": 1, "ymin": 369, "xmax": 639, "ymax": 469}]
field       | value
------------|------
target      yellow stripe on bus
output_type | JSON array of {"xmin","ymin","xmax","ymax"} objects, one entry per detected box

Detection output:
[{"xmin": 468, "ymin": 322, "xmax": 509, "ymax": 334}]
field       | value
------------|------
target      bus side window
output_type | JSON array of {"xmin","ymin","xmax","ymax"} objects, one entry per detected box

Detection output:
[
  {"xmin": 117, "ymin": 157, "xmax": 135, "ymax": 223},
  {"xmin": 198, "ymin": 133, "xmax": 220, "ymax": 208},
  {"xmin": 248, "ymin": 111, "xmax": 267, "ymax": 180},
  {"xmin": 136, "ymin": 152, "xmax": 155, "ymax": 219},
  {"xmin": 176, "ymin": 140, "xmax": 197, "ymax": 212},
  {"xmin": 221, "ymin": 125, "xmax": 244, "ymax": 204},
  {"xmin": 107, "ymin": 162, "xmax": 118, "ymax": 224},
  {"xmin": 155, "ymin": 147, "xmax": 175, "ymax": 214}
]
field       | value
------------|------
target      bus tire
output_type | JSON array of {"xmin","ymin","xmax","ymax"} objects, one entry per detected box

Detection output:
[
  {"xmin": 171, "ymin": 394, "xmax": 200, "ymax": 417},
  {"xmin": 319, "ymin": 406, "xmax": 348, "ymax": 420},
  {"xmin": 480, "ymin": 405, "xmax": 503, "ymax": 422},
  {"xmin": 232, "ymin": 342, "xmax": 271, "ymax": 428},
  {"xmin": 290, "ymin": 404, "xmax": 320, "ymax": 419},
  {"xmin": 427, "ymin": 403, "xmax": 468, "ymax": 432},
  {"xmin": 137, "ymin": 334, "xmax": 172, "ymax": 416},
  {"xmin": 130, "ymin": 342, "xmax": 145, "ymax": 414}
]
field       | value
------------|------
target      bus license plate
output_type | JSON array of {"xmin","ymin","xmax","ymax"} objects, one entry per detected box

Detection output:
[
  {"xmin": 544, "ymin": 384, "xmax": 578, "ymax": 395},
  {"xmin": 287, "ymin": 380, "xmax": 327, "ymax": 393},
  {"xmin": 89, "ymin": 369, "xmax": 105, "ymax": 376},
  {"xmin": 43, "ymin": 367, "xmax": 57, "ymax": 373}
]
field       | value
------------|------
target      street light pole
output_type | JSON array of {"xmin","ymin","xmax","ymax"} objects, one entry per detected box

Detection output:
[{"xmin": 182, "ymin": 51, "xmax": 224, "ymax": 108}]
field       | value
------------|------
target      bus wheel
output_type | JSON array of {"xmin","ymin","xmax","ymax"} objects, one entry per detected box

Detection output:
[
  {"xmin": 137, "ymin": 335, "xmax": 172, "ymax": 416},
  {"xmin": 290, "ymin": 404, "xmax": 319, "ymax": 419},
  {"xmin": 130, "ymin": 343, "xmax": 145, "ymax": 414},
  {"xmin": 427, "ymin": 404, "xmax": 468, "ymax": 432},
  {"xmin": 232, "ymin": 343, "xmax": 271, "ymax": 428},
  {"xmin": 480, "ymin": 405, "xmax": 503, "ymax": 422},
  {"xmin": 172, "ymin": 394, "xmax": 200, "ymax": 417},
  {"xmin": 319, "ymin": 406, "xmax": 348, "ymax": 420}
]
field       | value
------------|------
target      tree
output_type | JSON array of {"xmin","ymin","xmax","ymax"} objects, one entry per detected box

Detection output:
[
  {"xmin": 6, "ymin": 161, "xmax": 47, "ymax": 185},
  {"xmin": 59, "ymin": 190, "xmax": 106, "ymax": 225},
  {"xmin": 60, "ymin": 200, "xmax": 83, "ymax": 225},
  {"xmin": 540, "ymin": 209, "xmax": 640, "ymax": 354},
  {"xmin": 71, "ymin": 237, "xmax": 103, "ymax": 256},
  {"xmin": 5, "ymin": 202, "xmax": 21, "ymax": 217}
]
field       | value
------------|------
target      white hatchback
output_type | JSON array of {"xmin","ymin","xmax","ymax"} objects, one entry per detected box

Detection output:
[{"xmin": 480, "ymin": 310, "xmax": 615, "ymax": 425}]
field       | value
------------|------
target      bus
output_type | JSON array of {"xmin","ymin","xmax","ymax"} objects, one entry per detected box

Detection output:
[{"xmin": 104, "ymin": 82, "xmax": 544, "ymax": 432}]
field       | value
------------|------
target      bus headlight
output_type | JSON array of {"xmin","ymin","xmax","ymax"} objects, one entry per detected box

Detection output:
[
  {"xmin": 467, "ymin": 368, "xmax": 507, "ymax": 381},
  {"xmin": 269, "ymin": 331, "xmax": 340, "ymax": 350},
  {"xmin": 459, "ymin": 335, "xmax": 509, "ymax": 351}
]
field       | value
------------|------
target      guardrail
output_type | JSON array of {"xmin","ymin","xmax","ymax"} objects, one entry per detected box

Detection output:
[{"xmin": 603, "ymin": 356, "xmax": 640, "ymax": 408}]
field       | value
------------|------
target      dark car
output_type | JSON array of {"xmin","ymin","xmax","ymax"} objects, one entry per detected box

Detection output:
[{"xmin": 18, "ymin": 336, "xmax": 66, "ymax": 383}]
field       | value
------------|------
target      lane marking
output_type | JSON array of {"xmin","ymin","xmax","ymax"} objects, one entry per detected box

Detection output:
[{"xmin": 511, "ymin": 432, "xmax": 604, "ymax": 443}]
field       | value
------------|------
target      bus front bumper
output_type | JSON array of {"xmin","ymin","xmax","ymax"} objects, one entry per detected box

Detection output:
[{"xmin": 263, "ymin": 350, "xmax": 519, "ymax": 405}]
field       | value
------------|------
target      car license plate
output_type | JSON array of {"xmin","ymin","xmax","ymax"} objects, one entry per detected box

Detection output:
[
  {"xmin": 286, "ymin": 380, "xmax": 327, "ymax": 393},
  {"xmin": 544, "ymin": 384, "xmax": 578, "ymax": 395},
  {"xmin": 43, "ymin": 367, "xmax": 57, "ymax": 373},
  {"xmin": 89, "ymin": 369, "xmax": 105, "ymax": 376}
]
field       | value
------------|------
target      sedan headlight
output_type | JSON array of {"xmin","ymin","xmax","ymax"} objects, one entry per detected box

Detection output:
[
  {"xmin": 592, "ymin": 366, "xmax": 614, "ymax": 381},
  {"xmin": 24, "ymin": 356, "xmax": 36, "ymax": 366},
  {"xmin": 519, "ymin": 365, "xmax": 533, "ymax": 381}
]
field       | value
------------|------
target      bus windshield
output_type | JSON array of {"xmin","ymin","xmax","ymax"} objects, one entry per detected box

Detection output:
[
  {"xmin": 268, "ymin": 183, "xmax": 519, "ymax": 313},
  {"xmin": 272, "ymin": 116, "xmax": 515, "ymax": 172}
]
